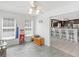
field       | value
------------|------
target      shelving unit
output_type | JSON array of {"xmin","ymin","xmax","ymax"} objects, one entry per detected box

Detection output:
[
  {"xmin": 1, "ymin": 18, "xmax": 16, "ymax": 40},
  {"xmin": 24, "ymin": 19, "xmax": 33, "ymax": 37}
]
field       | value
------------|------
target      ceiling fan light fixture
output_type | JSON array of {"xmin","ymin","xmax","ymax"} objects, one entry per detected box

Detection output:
[{"xmin": 29, "ymin": 1, "xmax": 40, "ymax": 15}]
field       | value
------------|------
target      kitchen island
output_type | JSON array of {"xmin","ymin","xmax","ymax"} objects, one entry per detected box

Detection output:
[{"xmin": 51, "ymin": 28, "xmax": 79, "ymax": 43}]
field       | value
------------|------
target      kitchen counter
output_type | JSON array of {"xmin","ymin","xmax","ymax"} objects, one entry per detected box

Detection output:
[{"xmin": 51, "ymin": 28, "xmax": 79, "ymax": 43}]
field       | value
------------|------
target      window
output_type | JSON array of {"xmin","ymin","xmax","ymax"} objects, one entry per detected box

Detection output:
[{"xmin": 24, "ymin": 19, "xmax": 33, "ymax": 36}]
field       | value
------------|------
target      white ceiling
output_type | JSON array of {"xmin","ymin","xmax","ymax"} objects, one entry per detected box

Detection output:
[
  {"xmin": 0, "ymin": 1, "xmax": 79, "ymax": 15},
  {"xmin": 0, "ymin": 1, "xmax": 30, "ymax": 15}
]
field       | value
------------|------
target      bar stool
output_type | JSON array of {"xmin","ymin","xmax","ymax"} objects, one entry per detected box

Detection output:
[
  {"xmin": 68, "ymin": 29, "xmax": 74, "ymax": 42},
  {"xmin": 52, "ymin": 28, "xmax": 56, "ymax": 37},
  {"xmin": 61, "ymin": 29, "xmax": 66, "ymax": 40},
  {"xmin": 73, "ymin": 29, "xmax": 78, "ymax": 43},
  {"xmin": 55, "ymin": 29, "xmax": 59, "ymax": 39},
  {"xmin": 51, "ymin": 28, "xmax": 54, "ymax": 37}
]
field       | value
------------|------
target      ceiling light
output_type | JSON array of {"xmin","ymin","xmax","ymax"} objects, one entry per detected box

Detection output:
[{"xmin": 29, "ymin": 1, "xmax": 40, "ymax": 15}]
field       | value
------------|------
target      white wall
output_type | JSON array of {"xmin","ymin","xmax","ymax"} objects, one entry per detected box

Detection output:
[
  {"xmin": 36, "ymin": 2, "xmax": 79, "ymax": 46},
  {"xmin": 0, "ymin": 10, "xmax": 27, "ymax": 29},
  {"xmin": 0, "ymin": 10, "xmax": 28, "ymax": 46},
  {"xmin": 36, "ymin": 13, "xmax": 50, "ymax": 46}
]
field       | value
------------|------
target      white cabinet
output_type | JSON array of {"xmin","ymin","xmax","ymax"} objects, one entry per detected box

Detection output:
[{"xmin": 1, "ymin": 18, "xmax": 16, "ymax": 40}]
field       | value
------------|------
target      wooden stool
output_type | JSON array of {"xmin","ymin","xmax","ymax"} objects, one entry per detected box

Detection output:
[
  {"xmin": 34, "ymin": 37, "xmax": 44, "ymax": 46},
  {"xmin": 31, "ymin": 35, "xmax": 44, "ymax": 46}
]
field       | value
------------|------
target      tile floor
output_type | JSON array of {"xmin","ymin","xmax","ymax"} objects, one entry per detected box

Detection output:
[
  {"xmin": 6, "ymin": 42, "xmax": 73, "ymax": 57},
  {"xmin": 51, "ymin": 37, "xmax": 79, "ymax": 57}
]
